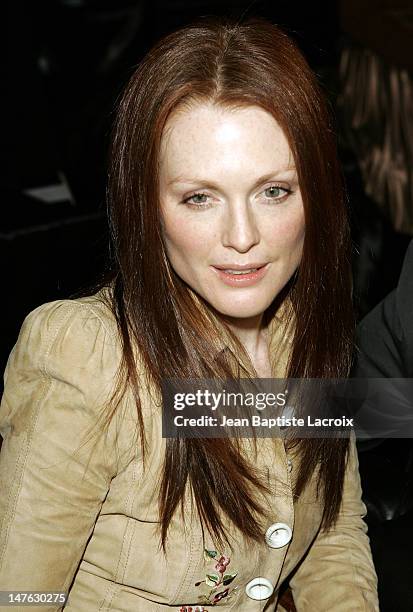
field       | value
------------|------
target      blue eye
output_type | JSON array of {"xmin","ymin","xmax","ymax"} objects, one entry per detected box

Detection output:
[
  {"xmin": 184, "ymin": 193, "xmax": 208, "ymax": 204},
  {"xmin": 182, "ymin": 191, "xmax": 209, "ymax": 208},
  {"xmin": 264, "ymin": 185, "xmax": 290, "ymax": 200},
  {"xmin": 181, "ymin": 185, "xmax": 292, "ymax": 208}
]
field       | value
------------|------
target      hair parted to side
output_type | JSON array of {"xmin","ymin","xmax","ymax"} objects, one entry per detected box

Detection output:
[{"xmin": 97, "ymin": 16, "xmax": 354, "ymax": 552}]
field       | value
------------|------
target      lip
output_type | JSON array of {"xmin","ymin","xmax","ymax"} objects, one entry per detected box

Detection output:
[
  {"xmin": 211, "ymin": 263, "xmax": 269, "ymax": 287},
  {"xmin": 212, "ymin": 262, "xmax": 267, "ymax": 271}
]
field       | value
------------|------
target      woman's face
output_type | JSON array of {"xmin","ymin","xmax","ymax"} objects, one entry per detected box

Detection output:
[{"xmin": 159, "ymin": 102, "xmax": 305, "ymax": 320}]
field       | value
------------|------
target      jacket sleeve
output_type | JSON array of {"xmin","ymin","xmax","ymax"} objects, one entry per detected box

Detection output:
[
  {"xmin": 0, "ymin": 300, "xmax": 121, "ymax": 608},
  {"xmin": 288, "ymin": 436, "xmax": 379, "ymax": 611}
]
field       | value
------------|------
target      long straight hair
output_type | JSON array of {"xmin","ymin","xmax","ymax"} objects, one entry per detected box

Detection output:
[{"xmin": 97, "ymin": 17, "xmax": 353, "ymax": 551}]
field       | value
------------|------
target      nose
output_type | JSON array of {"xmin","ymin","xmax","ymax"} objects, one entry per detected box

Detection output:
[{"xmin": 221, "ymin": 200, "xmax": 260, "ymax": 252}]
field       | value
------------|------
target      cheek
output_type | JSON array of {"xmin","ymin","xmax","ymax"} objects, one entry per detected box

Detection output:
[
  {"xmin": 162, "ymin": 214, "xmax": 213, "ymax": 261},
  {"xmin": 264, "ymin": 208, "xmax": 305, "ymax": 252}
]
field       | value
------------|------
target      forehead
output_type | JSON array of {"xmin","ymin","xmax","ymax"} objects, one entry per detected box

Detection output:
[{"xmin": 159, "ymin": 102, "xmax": 294, "ymax": 177}]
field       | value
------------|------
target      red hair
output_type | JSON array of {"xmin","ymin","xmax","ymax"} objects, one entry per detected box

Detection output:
[{"xmin": 96, "ymin": 17, "xmax": 354, "ymax": 550}]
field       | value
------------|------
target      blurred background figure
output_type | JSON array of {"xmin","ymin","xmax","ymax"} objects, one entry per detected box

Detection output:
[
  {"xmin": 339, "ymin": 8, "xmax": 413, "ymax": 608},
  {"xmin": 339, "ymin": 0, "xmax": 413, "ymax": 234},
  {"xmin": 338, "ymin": 0, "xmax": 413, "ymax": 316},
  {"xmin": 352, "ymin": 239, "xmax": 413, "ymax": 612}
]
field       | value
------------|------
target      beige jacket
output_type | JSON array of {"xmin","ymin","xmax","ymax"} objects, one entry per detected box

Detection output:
[{"xmin": 0, "ymin": 291, "xmax": 379, "ymax": 611}]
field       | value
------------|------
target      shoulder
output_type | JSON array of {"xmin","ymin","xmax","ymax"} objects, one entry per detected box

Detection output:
[
  {"xmin": 21, "ymin": 286, "xmax": 117, "ymax": 345},
  {"xmin": 355, "ymin": 240, "xmax": 413, "ymax": 376},
  {"xmin": 358, "ymin": 239, "xmax": 413, "ymax": 335},
  {"xmin": 395, "ymin": 239, "xmax": 413, "ymax": 336},
  {"xmin": 5, "ymin": 287, "xmax": 122, "ymax": 398},
  {"xmin": 1, "ymin": 287, "xmax": 144, "ymax": 471}
]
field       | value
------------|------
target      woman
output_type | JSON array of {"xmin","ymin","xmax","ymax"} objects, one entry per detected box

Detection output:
[{"xmin": 0, "ymin": 17, "xmax": 378, "ymax": 611}]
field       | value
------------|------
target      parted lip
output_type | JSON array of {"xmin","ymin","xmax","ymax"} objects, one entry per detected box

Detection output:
[{"xmin": 212, "ymin": 263, "xmax": 268, "ymax": 271}]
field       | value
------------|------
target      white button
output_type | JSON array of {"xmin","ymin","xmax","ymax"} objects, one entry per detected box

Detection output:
[
  {"xmin": 265, "ymin": 522, "xmax": 292, "ymax": 548},
  {"xmin": 287, "ymin": 458, "xmax": 293, "ymax": 473},
  {"xmin": 245, "ymin": 577, "xmax": 274, "ymax": 600}
]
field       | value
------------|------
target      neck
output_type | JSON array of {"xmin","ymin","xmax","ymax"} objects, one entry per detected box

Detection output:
[{"xmin": 221, "ymin": 312, "xmax": 269, "ymax": 363}]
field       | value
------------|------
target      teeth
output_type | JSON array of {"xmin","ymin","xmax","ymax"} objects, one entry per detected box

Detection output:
[{"xmin": 224, "ymin": 268, "xmax": 258, "ymax": 275}]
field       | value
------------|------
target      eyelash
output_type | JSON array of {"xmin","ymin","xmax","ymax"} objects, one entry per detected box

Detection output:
[{"xmin": 182, "ymin": 185, "xmax": 293, "ymax": 208}]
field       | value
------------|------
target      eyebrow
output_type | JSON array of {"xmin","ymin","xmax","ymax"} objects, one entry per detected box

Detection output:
[{"xmin": 167, "ymin": 168, "xmax": 297, "ymax": 189}]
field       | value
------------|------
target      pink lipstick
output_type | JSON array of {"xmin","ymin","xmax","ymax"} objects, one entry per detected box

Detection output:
[{"xmin": 211, "ymin": 263, "xmax": 269, "ymax": 287}]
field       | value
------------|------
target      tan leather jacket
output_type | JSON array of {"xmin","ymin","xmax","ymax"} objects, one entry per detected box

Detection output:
[{"xmin": 0, "ymin": 290, "xmax": 379, "ymax": 611}]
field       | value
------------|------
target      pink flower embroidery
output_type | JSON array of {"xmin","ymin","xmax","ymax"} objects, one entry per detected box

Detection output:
[
  {"xmin": 214, "ymin": 555, "xmax": 230, "ymax": 573},
  {"xmin": 193, "ymin": 549, "xmax": 239, "ymax": 606}
]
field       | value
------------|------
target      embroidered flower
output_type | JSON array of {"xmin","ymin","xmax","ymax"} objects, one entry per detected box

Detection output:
[
  {"xmin": 194, "ymin": 548, "xmax": 239, "ymax": 606},
  {"xmin": 214, "ymin": 555, "xmax": 230, "ymax": 573}
]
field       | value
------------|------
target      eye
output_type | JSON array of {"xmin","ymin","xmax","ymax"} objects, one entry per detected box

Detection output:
[
  {"xmin": 262, "ymin": 185, "xmax": 292, "ymax": 202},
  {"xmin": 182, "ymin": 192, "xmax": 212, "ymax": 208}
]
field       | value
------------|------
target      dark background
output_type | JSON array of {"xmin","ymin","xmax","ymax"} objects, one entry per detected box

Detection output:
[{"xmin": 5, "ymin": 0, "xmax": 412, "ymax": 371}]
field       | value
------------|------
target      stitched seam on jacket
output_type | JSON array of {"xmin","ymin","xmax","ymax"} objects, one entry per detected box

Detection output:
[
  {"xmin": 0, "ymin": 377, "xmax": 52, "ymax": 568},
  {"xmin": 98, "ymin": 453, "xmax": 142, "ymax": 608},
  {"xmin": 102, "ymin": 461, "xmax": 159, "ymax": 608},
  {"xmin": 72, "ymin": 300, "xmax": 116, "ymax": 339},
  {"xmin": 347, "ymin": 538, "xmax": 377, "ymax": 611},
  {"xmin": 169, "ymin": 517, "xmax": 198, "ymax": 603},
  {"xmin": 0, "ymin": 302, "xmax": 76, "ymax": 570},
  {"xmin": 119, "ymin": 458, "xmax": 142, "ymax": 579},
  {"xmin": 98, "ymin": 518, "xmax": 135, "ymax": 611},
  {"xmin": 346, "ymin": 440, "xmax": 377, "ymax": 611}
]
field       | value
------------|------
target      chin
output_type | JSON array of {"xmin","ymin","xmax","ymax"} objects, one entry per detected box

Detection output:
[{"xmin": 209, "ymin": 299, "xmax": 269, "ymax": 320}]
